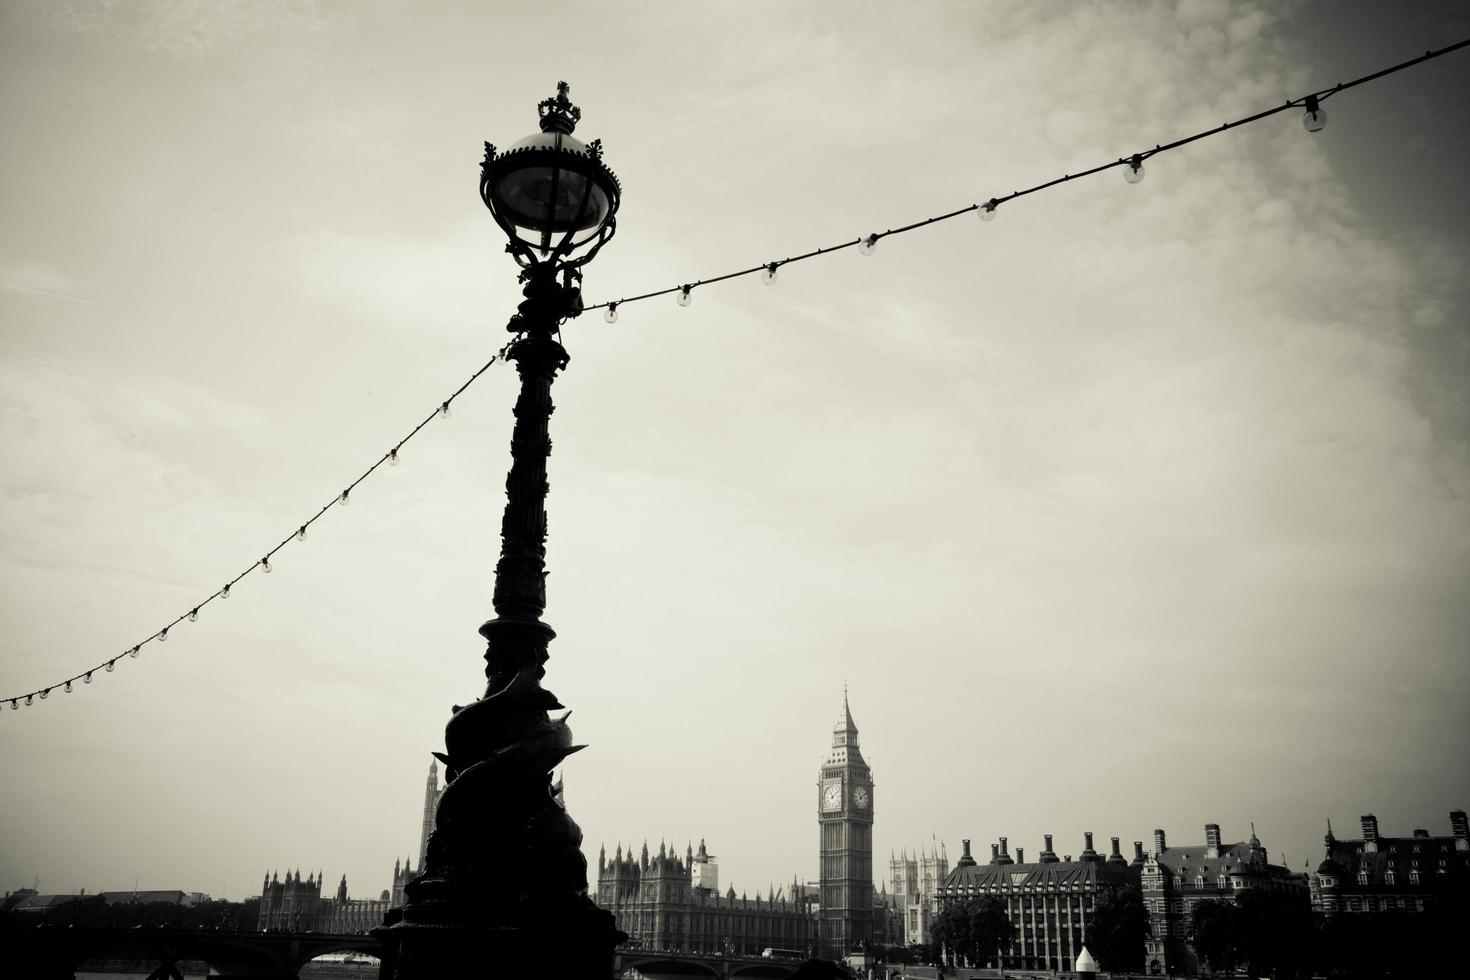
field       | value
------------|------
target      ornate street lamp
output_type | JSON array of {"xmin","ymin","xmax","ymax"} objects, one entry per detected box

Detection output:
[{"xmin": 375, "ymin": 82, "xmax": 623, "ymax": 980}]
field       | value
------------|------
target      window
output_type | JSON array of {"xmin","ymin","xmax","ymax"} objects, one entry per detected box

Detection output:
[
  {"xmin": 1409, "ymin": 871, "xmax": 1420, "ymax": 885},
  {"xmin": 1358, "ymin": 871, "xmax": 1369, "ymax": 885}
]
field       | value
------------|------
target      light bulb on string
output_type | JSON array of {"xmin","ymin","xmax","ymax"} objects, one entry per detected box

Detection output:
[
  {"xmin": 222, "ymin": 583, "xmax": 231, "ymax": 599},
  {"xmin": 979, "ymin": 199, "xmax": 998, "ymax": 222},
  {"xmin": 340, "ymin": 489, "xmax": 350, "ymax": 506},
  {"xmin": 24, "ymin": 695, "xmax": 33, "ymax": 706},
  {"xmin": 189, "ymin": 608, "xmax": 198, "ymax": 623},
  {"xmin": 8, "ymin": 700, "xmax": 16, "ymax": 710},
  {"xmin": 130, "ymin": 645, "xmax": 140, "ymax": 657},
  {"xmin": 39, "ymin": 689, "xmax": 49, "ymax": 700},
  {"xmin": 858, "ymin": 234, "xmax": 878, "ymax": 256},
  {"xmin": 604, "ymin": 303, "xmax": 618, "ymax": 324},
  {"xmin": 262, "ymin": 556, "xmax": 272, "ymax": 574},
  {"xmin": 297, "ymin": 526, "xmax": 307, "ymax": 542},
  {"xmin": 84, "ymin": 672, "xmax": 93, "ymax": 684},
  {"xmin": 439, "ymin": 402, "xmax": 451, "ymax": 418},
  {"xmin": 64, "ymin": 680, "xmax": 73, "ymax": 693},
  {"xmin": 1124, "ymin": 154, "xmax": 1145, "ymax": 184},
  {"xmin": 676, "ymin": 286, "xmax": 692, "ymax": 307},
  {"xmin": 389, "ymin": 448, "xmax": 399, "ymax": 466},
  {"xmin": 762, "ymin": 263, "xmax": 778, "ymax": 285},
  {"xmin": 159, "ymin": 627, "xmax": 168, "ymax": 643},
  {"xmin": 105, "ymin": 661, "xmax": 116, "ymax": 672},
  {"xmin": 1303, "ymin": 94, "xmax": 1326, "ymax": 132}
]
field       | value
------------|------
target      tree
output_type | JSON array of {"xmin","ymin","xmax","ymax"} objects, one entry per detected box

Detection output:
[
  {"xmin": 932, "ymin": 897, "xmax": 1016, "ymax": 968},
  {"xmin": 1188, "ymin": 899, "xmax": 1240, "ymax": 975},
  {"xmin": 1087, "ymin": 882, "xmax": 1147, "ymax": 972},
  {"xmin": 1232, "ymin": 888, "xmax": 1313, "ymax": 979}
]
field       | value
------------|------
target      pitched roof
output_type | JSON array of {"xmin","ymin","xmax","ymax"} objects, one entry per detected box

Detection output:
[
  {"xmin": 8, "ymin": 893, "xmax": 81, "ymax": 911},
  {"xmin": 1319, "ymin": 834, "xmax": 1469, "ymax": 884},
  {"xmin": 943, "ymin": 858, "xmax": 1135, "ymax": 890},
  {"xmin": 99, "ymin": 890, "xmax": 189, "ymax": 905}
]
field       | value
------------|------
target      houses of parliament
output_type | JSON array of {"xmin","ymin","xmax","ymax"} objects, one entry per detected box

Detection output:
[
  {"xmin": 593, "ymin": 692, "xmax": 880, "ymax": 959},
  {"xmin": 260, "ymin": 691, "xmax": 884, "ymax": 959}
]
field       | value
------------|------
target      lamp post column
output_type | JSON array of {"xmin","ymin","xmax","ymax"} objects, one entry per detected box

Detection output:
[
  {"xmin": 376, "ymin": 81, "xmax": 623, "ymax": 980},
  {"xmin": 376, "ymin": 276, "xmax": 621, "ymax": 978}
]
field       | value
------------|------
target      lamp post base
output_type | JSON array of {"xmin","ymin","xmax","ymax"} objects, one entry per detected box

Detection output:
[{"xmin": 375, "ymin": 898, "xmax": 622, "ymax": 979}]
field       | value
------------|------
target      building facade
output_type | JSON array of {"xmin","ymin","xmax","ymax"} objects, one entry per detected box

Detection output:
[
  {"xmin": 1312, "ymin": 810, "xmax": 1470, "ymax": 917},
  {"xmin": 939, "ymin": 832, "xmax": 1140, "ymax": 971},
  {"xmin": 818, "ymin": 691, "xmax": 874, "ymax": 958},
  {"xmin": 1142, "ymin": 823, "xmax": 1308, "ymax": 975},
  {"xmin": 889, "ymin": 843, "xmax": 949, "ymax": 946},
  {"xmin": 418, "ymin": 760, "xmax": 444, "ymax": 871},
  {"xmin": 256, "ymin": 865, "xmax": 415, "ymax": 933},
  {"xmin": 595, "ymin": 839, "xmax": 817, "ymax": 956}
]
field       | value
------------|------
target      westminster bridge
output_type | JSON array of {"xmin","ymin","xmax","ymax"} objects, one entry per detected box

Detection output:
[{"xmin": 6, "ymin": 925, "xmax": 809, "ymax": 979}]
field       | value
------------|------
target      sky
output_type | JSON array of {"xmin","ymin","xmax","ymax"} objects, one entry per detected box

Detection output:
[{"xmin": 2, "ymin": 0, "xmax": 1468, "ymax": 907}]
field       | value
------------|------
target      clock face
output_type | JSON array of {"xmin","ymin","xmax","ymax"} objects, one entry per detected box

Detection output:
[
  {"xmin": 822, "ymin": 783, "xmax": 842, "ymax": 811},
  {"xmin": 853, "ymin": 786, "xmax": 870, "ymax": 810}
]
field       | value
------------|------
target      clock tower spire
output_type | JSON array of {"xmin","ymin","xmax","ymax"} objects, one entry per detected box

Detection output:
[{"xmin": 818, "ymin": 687, "xmax": 873, "ymax": 959}]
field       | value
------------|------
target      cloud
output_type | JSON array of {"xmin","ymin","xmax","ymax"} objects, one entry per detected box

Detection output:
[{"xmin": 12, "ymin": 0, "xmax": 337, "ymax": 58}]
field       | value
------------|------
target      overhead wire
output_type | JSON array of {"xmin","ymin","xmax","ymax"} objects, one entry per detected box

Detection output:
[
  {"xmin": 590, "ymin": 39, "xmax": 1469, "ymax": 315},
  {"xmin": 5, "ymin": 38, "xmax": 1468, "ymax": 709}
]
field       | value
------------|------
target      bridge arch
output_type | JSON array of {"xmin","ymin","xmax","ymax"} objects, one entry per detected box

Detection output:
[{"xmin": 622, "ymin": 954, "xmax": 725, "ymax": 979}]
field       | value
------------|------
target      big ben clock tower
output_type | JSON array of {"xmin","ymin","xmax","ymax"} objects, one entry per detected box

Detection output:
[{"xmin": 818, "ymin": 688, "xmax": 873, "ymax": 959}]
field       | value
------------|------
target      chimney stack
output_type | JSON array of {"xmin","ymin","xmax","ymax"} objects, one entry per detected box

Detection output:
[
  {"xmin": 1451, "ymin": 810, "xmax": 1469, "ymax": 849},
  {"xmin": 958, "ymin": 839, "xmax": 977, "ymax": 868},
  {"xmin": 1362, "ymin": 815, "xmax": 1380, "ymax": 852},
  {"xmin": 1133, "ymin": 841, "xmax": 1145, "ymax": 866},
  {"xmin": 1107, "ymin": 837, "xmax": 1127, "ymax": 866},
  {"xmin": 990, "ymin": 843, "xmax": 1000, "ymax": 864},
  {"xmin": 1016, "ymin": 847, "xmax": 1025, "ymax": 864},
  {"xmin": 1154, "ymin": 829, "xmax": 1167, "ymax": 855},
  {"xmin": 1205, "ymin": 824, "xmax": 1222, "ymax": 849}
]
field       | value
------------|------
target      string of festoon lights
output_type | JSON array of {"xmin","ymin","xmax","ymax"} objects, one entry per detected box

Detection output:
[
  {"xmin": 5, "ymin": 39, "xmax": 1467, "ymax": 711},
  {"xmin": 589, "ymin": 39, "xmax": 1469, "ymax": 319},
  {"xmin": 2, "ymin": 337, "xmax": 518, "ymax": 712}
]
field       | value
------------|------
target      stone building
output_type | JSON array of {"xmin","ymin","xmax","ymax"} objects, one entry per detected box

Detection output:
[
  {"xmin": 1142, "ymin": 822, "xmax": 1308, "ymax": 975},
  {"xmin": 256, "ymin": 866, "xmax": 415, "ymax": 933},
  {"xmin": 418, "ymin": 760, "xmax": 444, "ymax": 871},
  {"xmin": 938, "ymin": 832, "xmax": 1140, "ymax": 971},
  {"xmin": 817, "ymin": 690, "xmax": 874, "ymax": 958},
  {"xmin": 595, "ymin": 839, "xmax": 817, "ymax": 956},
  {"xmin": 1312, "ymin": 810, "xmax": 1470, "ymax": 916},
  {"xmin": 889, "ymin": 843, "xmax": 949, "ymax": 945}
]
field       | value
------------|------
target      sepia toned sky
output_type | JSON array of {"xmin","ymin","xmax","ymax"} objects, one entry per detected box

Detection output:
[{"xmin": 2, "ymin": 0, "xmax": 1468, "ymax": 905}]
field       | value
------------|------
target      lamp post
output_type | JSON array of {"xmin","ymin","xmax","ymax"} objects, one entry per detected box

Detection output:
[{"xmin": 375, "ymin": 82, "xmax": 623, "ymax": 979}]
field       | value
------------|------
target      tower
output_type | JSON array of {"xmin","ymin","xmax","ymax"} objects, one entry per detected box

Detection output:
[
  {"xmin": 418, "ymin": 759, "xmax": 443, "ymax": 870},
  {"xmin": 818, "ymin": 688, "xmax": 873, "ymax": 959}
]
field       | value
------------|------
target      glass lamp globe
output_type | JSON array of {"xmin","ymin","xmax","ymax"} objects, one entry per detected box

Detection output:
[{"xmin": 481, "ymin": 82, "xmax": 622, "ymax": 264}]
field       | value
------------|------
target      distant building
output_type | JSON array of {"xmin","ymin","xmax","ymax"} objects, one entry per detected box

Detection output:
[
  {"xmin": 594, "ymin": 839, "xmax": 817, "ymax": 956},
  {"xmin": 1, "ymin": 888, "xmax": 39, "ymax": 912},
  {"xmin": 98, "ymin": 890, "xmax": 208, "ymax": 906},
  {"xmin": 939, "ymin": 832, "xmax": 1140, "ymax": 971},
  {"xmin": 255, "ymin": 762, "xmax": 448, "ymax": 932},
  {"xmin": 5, "ymin": 892, "xmax": 81, "ymax": 914},
  {"xmin": 256, "ymin": 867, "xmax": 414, "ymax": 933},
  {"xmin": 1312, "ymin": 810, "xmax": 1470, "ymax": 916},
  {"xmin": 1143, "ymin": 822, "xmax": 1308, "ymax": 975},
  {"xmin": 818, "ymin": 691, "xmax": 875, "ymax": 958},
  {"xmin": 889, "ymin": 843, "xmax": 949, "ymax": 945},
  {"xmin": 418, "ymin": 760, "xmax": 444, "ymax": 870}
]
